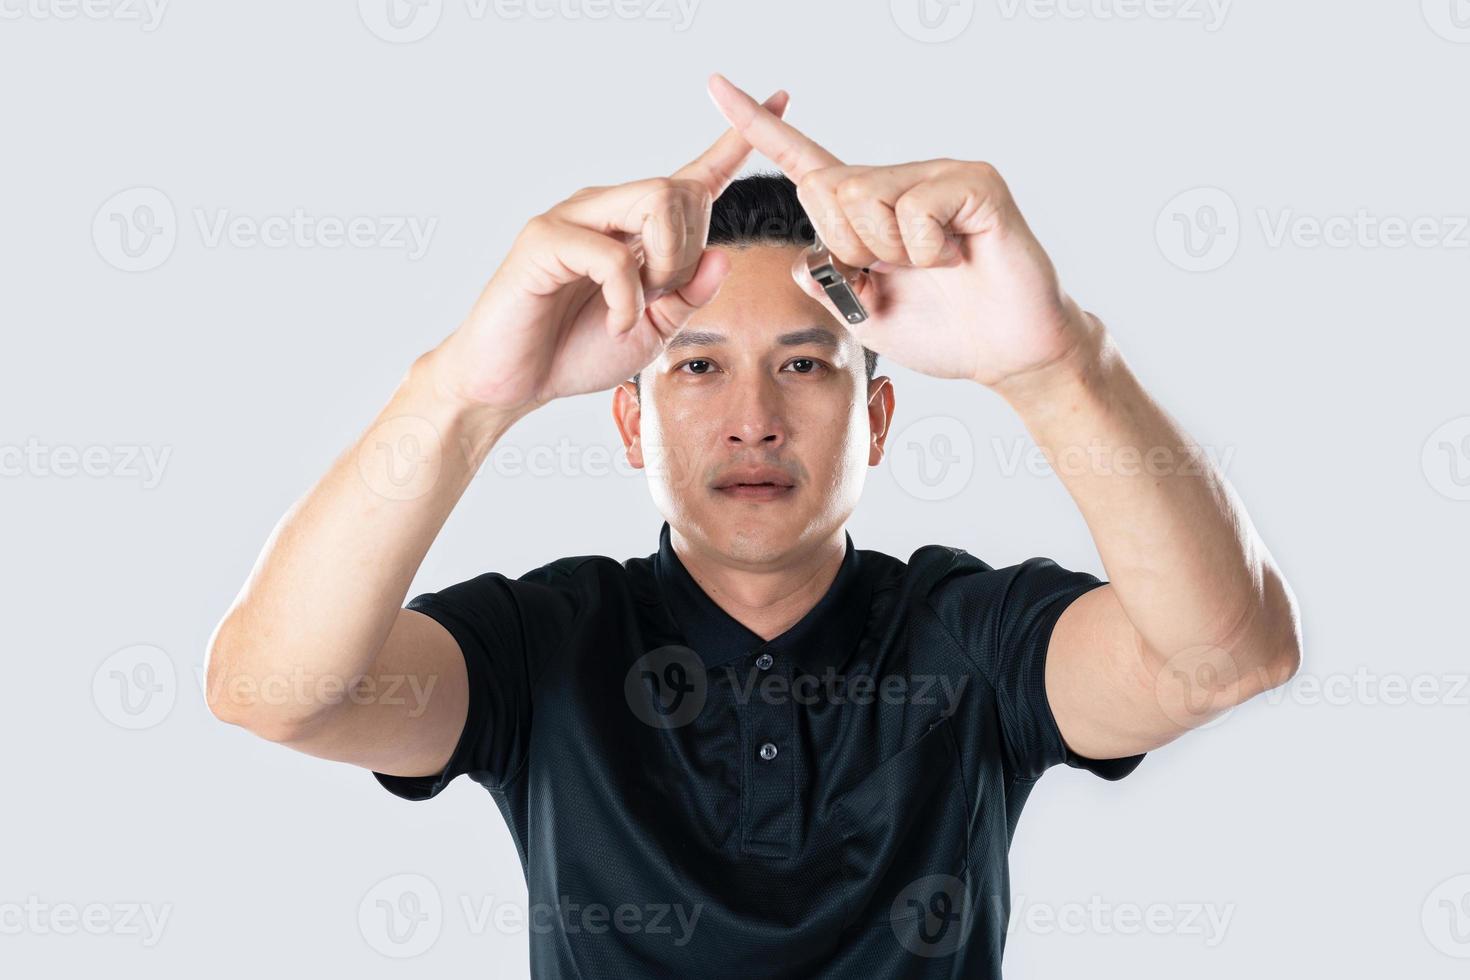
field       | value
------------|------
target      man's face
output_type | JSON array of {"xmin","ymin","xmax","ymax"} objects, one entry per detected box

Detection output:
[{"xmin": 614, "ymin": 244, "xmax": 893, "ymax": 566}]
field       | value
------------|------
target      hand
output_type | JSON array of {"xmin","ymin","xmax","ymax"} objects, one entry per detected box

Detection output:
[
  {"xmin": 705, "ymin": 74, "xmax": 1094, "ymax": 391},
  {"xmin": 426, "ymin": 90, "xmax": 791, "ymax": 415}
]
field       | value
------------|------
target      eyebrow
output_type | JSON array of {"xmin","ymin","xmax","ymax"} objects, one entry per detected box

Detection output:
[{"xmin": 663, "ymin": 326, "xmax": 842, "ymax": 356}]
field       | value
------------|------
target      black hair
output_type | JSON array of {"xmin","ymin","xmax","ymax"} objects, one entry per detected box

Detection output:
[{"xmin": 631, "ymin": 172, "xmax": 877, "ymax": 396}]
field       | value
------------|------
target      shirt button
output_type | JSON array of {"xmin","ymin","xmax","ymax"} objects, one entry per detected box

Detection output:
[
  {"xmin": 755, "ymin": 652, "xmax": 774, "ymax": 671},
  {"xmin": 758, "ymin": 742, "xmax": 778, "ymax": 761}
]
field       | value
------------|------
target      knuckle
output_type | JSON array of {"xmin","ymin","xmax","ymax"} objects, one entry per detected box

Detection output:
[
  {"xmin": 835, "ymin": 178, "xmax": 864, "ymax": 204},
  {"xmin": 642, "ymin": 176, "xmax": 678, "ymax": 199},
  {"xmin": 970, "ymin": 160, "xmax": 1002, "ymax": 182},
  {"xmin": 893, "ymin": 193, "xmax": 922, "ymax": 220},
  {"xmin": 610, "ymin": 244, "xmax": 641, "ymax": 274},
  {"xmin": 521, "ymin": 212, "xmax": 556, "ymax": 240},
  {"xmin": 677, "ymin": 179, "xmax": 713, "ymax": 211},
  {"xmin": 644, "ymin": 180, "xmax": 690, "ymax": 214},
  {"xmin": 798, "ymin": 169, "xmax": 833, "ymax": 195}
]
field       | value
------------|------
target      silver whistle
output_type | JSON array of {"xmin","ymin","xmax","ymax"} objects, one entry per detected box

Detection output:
[{"xmin": 804, "ymin": 233, "xmax": 869, "ymax": 324}]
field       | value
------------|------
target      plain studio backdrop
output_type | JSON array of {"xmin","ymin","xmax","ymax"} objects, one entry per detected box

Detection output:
[{"xmin": 2, "ymin": 2, "xmax": 1467, "ymax": 976}]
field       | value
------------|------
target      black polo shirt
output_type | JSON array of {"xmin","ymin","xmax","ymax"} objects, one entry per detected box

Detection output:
[{"xmin": 374, "ymin": 520, "xmax": 1145, "ymax": 977}]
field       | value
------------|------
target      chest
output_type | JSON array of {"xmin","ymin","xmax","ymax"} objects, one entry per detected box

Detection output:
[{"xmin": 523, "ymin": 618, "xmax": 1001, "ymax": 938}]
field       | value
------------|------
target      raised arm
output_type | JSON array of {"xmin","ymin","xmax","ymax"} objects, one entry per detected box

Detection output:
[
  {"xmin": 203, "ymin": 359, "xmax": 526, "ymax": 778},
  {"xmin": 701, "ymin": 73, "xmax": 1301, "ymax": 762},
  {"xmin": 204, "ymin": 90, "xmax": 791, "ymax": 778},
  {"xmin": 993, "ymin": 318, "xmax": 1302, "ymax": 760}
]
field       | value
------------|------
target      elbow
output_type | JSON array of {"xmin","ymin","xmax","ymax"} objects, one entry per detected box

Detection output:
[
  {"xmin": 203, "ymin": 639, "xmax": 269, "ymax": 734},
  {"xmin": 204, "ymin": 658, "xmax": 326, "ymax": 744},
  {"xmin": 1260, "ymin": 622, "xmax": 1302, "ymax": 693},
  {"xmin": 203, "ymin": 618, "xmax": 244, "ymax": 726},
  {"xmin": 1243, "ymin": 564, "xmax": 1303, "ymax": 696},
  {"xmin": 203, "ymin": 621, "xmax": 331, "ymax": 743}
]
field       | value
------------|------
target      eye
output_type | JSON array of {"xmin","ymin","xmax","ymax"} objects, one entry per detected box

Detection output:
[
  {"xmin": 784, "ymin": 357, "xmax": 827, "ymax": 375},
  {"xmin": 676, "ymin": 359, "xmax": 717, "ymax": 375}
]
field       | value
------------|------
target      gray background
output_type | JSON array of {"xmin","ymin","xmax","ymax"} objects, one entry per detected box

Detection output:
[{"xmin": 3, "ymin": 1, "xmax": 1468, "ymax": 976}]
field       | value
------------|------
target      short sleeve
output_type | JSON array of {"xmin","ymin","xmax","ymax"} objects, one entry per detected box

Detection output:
[
  {"xmin": 923, "ymin": 551, "xmax": 1145, "ymax": 783},
  {"xmin": 372, "ymin": 564, "xmax": 580, "ymax": 801}
]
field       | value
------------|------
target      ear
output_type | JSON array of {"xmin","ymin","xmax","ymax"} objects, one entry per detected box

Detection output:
[
  {"xmin": 612, "ymin": 380, "xmax": 645, "ymax": 469},
  {"xmin": 866, "ymin": 375, "xmax": 895, "ymax": 467}
]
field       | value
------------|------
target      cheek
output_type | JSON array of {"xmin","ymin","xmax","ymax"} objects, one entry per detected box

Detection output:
[
  {"xmin": 800, "ymin": 391, "xmax": 867, "ymax": 444},
  {"xmin": 644, "ymin": 405, "xmax": 721, "ymax": 486},
  {"xmin": 663, "ymin": 402, "xmax": 720, "ymax": 445},
  {"xmin": 796, "ymin": 399, "xmax": 871, "ymax": 487}
]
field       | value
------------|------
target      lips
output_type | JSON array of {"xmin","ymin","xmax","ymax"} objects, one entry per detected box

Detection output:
[{"xmin": 712, "ymin": 466, "xmax": 796, "ymax": 491}]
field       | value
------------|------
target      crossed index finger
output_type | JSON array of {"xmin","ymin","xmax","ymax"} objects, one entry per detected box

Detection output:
[
  {"xmin": 705, "ymin": 72, "xmax": 845, "ymax": 181},
  {"xmin": 672, "ymin": 88, "xmax": 792, "ymax": 199}
]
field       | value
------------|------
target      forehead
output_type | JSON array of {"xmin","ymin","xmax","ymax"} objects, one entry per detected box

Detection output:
[{"xmin": 674, "ymin": 244, "xmax": 848, "ymax": 350}]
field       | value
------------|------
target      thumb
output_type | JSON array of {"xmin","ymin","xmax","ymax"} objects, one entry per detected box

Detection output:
[
  {"xmin": 677, "ymin": 247, "xmax": 731, "ymax": 307},
  {"xmin": 646, "ymin": 248, "xmax": 731, "ymax": 333}
]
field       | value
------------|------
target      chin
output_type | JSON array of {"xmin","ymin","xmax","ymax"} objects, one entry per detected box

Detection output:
[{"xmin": 698, "ymin": 501, "xmax": 825, "ymax": 564}]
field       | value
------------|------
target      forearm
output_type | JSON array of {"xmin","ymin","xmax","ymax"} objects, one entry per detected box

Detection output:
[
  {"xmin": 992, "ymin": 312, "xmax": 1301, "ymax": 686},
  {"xmin": 204, "ymin": 346, "xmax": 528, "ymax": 729}
]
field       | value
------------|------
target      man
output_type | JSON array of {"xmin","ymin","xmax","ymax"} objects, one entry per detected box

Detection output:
[{"xmin": 205, "ymin": 74, "xmax": 1302, "ymax": 977}]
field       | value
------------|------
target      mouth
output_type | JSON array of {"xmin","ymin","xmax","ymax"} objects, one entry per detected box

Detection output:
[
  {"xmin": 712, "ymin": 470, "xmax": 797, "ymax": 501},
  {"xmin": 714, "ymin": 482, "xmax": 796, "ymax": 501}
]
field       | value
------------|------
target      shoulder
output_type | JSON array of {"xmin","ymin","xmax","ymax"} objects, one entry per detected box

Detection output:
[
  {"xmin": 891, "ymin": 544, "xmax": 1103, "ymax": 639},
  {"xmin": 519, "ymin": 552, "xmax": 626, "ymax": 586},
  {"xmin": 893, "ymin": 543, "xmax": 997, "ymax": 604},
  {"xmin": 851, "ymin": 543, "xmax": 1003, "ymax": 637},
  {"xmin": 904, "ymin": 543, "xmax": 1095, "ymax": 598},
  {"xmin": 499, "ymin": 552, "xmax": 639, "ymax": 613},
  {"xmin": 850, "ymin": 542, "xmax": 991, "ymax": 602},
  {"xmin": 408, "ymin": 553, "xmax": 628, "ymax": 620}
]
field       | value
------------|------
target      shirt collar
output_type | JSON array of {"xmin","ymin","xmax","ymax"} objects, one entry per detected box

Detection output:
[{"xmin": 652, "ymin": 519, "xmax": 871, "ymax": 676}]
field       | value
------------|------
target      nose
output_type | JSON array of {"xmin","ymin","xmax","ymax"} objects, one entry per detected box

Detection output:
[{"xmin": 724, "ymin": 377, "xmax": 786, "ymax": 449}]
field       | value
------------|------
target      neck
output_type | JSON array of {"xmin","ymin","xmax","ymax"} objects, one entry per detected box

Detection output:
[{"xmin": 669, "ymin": 525, "xmax": 847, "ymax": 641}]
